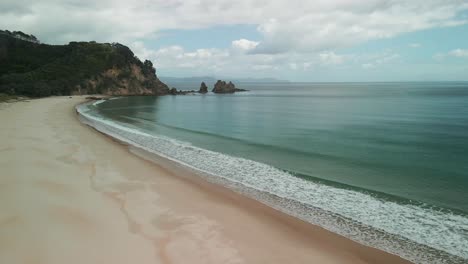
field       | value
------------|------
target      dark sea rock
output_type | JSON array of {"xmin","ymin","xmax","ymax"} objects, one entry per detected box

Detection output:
[
  {"xmin": 234, "ymin": 88, "xmax": 248, "ymax": 92},
  {"xmin": 212, "ymin": 80, "xmax": 238, "ymax": 93},
  {"xmin": 169, "ymin": 88, "xmax": 178, "ymax": 95},
  {"xmin": 199, "ymin": 82, "xmax": 208, "ymax": 93},
  {"xmin": 212, "ymin": 80, "xmax": 248, "ymax": 93},
  {"xmin": 169, "ymin": 87, "xmax": 196, "ymax": 95}
]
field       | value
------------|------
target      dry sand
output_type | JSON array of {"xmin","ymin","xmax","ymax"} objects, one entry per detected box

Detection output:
[{"xmin": 0, "ymin": 96, "xmax": 412, "ymax": 264}]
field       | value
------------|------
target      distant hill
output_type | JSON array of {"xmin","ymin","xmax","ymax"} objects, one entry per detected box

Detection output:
[
  {"xmin": 234, "ymin": 77, "xmax": 290, "ymax": 83},
  {"xmin": 0, "ymin": 30, "xmax": 169, "ymax": 97}
]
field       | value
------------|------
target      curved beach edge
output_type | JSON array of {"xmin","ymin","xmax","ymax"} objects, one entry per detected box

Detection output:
[{"xmin": 0, "ymin": 96, "xmax": 412, "ymax": 264}]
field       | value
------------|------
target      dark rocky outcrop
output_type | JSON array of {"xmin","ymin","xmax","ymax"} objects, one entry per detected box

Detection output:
[
  {"xmin": 0, "ymin": 30, "xmax": 169, "ymax": 97},
  {"xmin": 235, "ymin": 88, "xmax": 248, "ymax": 92},
  {"xmin": 199, "ymin": 82, "xmax": 208, "ymax": 93},
  {"xmin": 212, "ymin": 80, "xmax": 247, "ymax": 94},
  {"xmin": 169, "ymin": 88, "xmax": 196, "ymax": 95},
  {"xmin": 212, "ymin": 80, "xmax": 235, "ymax": 93},
  {"xmin": 169, "ymin": 88, "xmax": 178, "ymax": 95}
]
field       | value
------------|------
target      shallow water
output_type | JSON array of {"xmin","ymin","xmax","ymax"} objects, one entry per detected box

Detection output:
[{"xmin": 78, "ymin": 82, "xmax": 468, "ymax": 263}]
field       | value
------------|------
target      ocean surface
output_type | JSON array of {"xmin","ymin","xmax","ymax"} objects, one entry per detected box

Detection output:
[{"xmin": 77, "ymin": 82, "xmax": 468, "ymax": 264}]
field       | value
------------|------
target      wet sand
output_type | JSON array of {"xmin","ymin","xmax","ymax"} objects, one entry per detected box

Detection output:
[{"xmin": 0, "ymin": 96, "xmax": 412, "ymax": 264}]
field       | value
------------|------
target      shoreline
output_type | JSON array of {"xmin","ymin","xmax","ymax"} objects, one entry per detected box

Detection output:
[{"xmin": 1, "ymin": 96, "xmax": 412, "ymax": 263}]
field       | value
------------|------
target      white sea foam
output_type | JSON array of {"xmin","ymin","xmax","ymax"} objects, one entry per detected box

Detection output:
[
  {"xmin": 92, "ymin": 97, "xmax": 124, "ymax": 106},
  {"xmin": 77, "ymin": 103, "xmax": 468, "ymax": 264},
  {"xmin": 92, "ymin": 99, "xmax": 106, "ymax": 106}
]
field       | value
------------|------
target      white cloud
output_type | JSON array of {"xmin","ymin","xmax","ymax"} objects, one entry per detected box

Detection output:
[
  {"xmin": 433, "ymin": 49, "xmax": 468, "ymax": 60},
  {"xmin": 251, "ymin": 64, "xmax": 279, "ymax": 71},
  {"xmin": 132, "ymin": 36, "xmax": 407, "ymax": 77},
  {"xmin": 449, "ymin": 49, "xmax": 468, "ymax": 58},
  {"xmin": 110, "ymin": 40, "xmax": 468, "ymax": 82},
  {"xmin": 433, "ymin": 53, "xmax": 446, "ymax": 60},
  {"xmin": 1, "ymin": 0, "xmax": 467, "ymax": 54},
  {"xmin": 319, "ymin": 51, "xmax": 346, "ymax": 65},
  {"xmin": 289, "ymin": 63, "xmax": 298, "ymax": 70},
  {"xmin": 3, "ymin": 0, "xmax": 466, "ymax": 80},
  {"xmin": 130, "ymin": 41, "xmax": 156, "ymax": 60},
  {"xmin": 251, "ymin": 1, "xmax": 468, "ymax": 53},
  {"xmin": 150, "ymin": 46, "xmax": 229, "ymax": 71},
  {"xmin": 231, "ymin": 39, "xmax": 259, "ymax": 52},
  {"xmin": 134, "ymin": 41, "xmax": 356, "ymax": 76},
  {"xmin": 303, "ymin": 62, "xmax": 312, "ymax": 70},
  {"xmin": 359, "ymin": 51, "xmax": 401, "ymax": 69},
  {"xmin": 375, "ymin": 53, "xmax": 400, "ymax": 64}
]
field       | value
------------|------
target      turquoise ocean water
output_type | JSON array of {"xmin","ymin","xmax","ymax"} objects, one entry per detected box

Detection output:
[{"xmin": 78, "ymin": 82, "xmax": 468, "ymax": 264}]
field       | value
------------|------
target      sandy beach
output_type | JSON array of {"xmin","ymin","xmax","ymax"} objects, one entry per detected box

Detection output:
[{"xmin": 0, "ymin": 96, "xmax": 412, "ymax": 264}]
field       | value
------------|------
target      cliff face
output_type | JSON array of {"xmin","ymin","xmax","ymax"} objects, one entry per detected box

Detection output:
[
  {"xmin": 0, "ymin": 30, "xmax": 169, "ymax": 97},
  {"xmin": 71, "ymin": 63, "xmax": 169, "ymax": 96}
]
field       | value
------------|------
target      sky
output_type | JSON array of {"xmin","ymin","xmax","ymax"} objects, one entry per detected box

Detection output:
[{"xmin": 2, "ymin": 0, "xmax": 468, "ymax": 82}]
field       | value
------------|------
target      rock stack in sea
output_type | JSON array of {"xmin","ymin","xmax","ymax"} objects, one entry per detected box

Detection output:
[
  {"xmin": 212, "ymin": 80, "xmax": 247, "ymax": 93},
  {"xmin": 169, "ymin": 87, "xmax": 196, "ymax": 95},
  {"xmin": 199, "ymin": 82, "xmax": 208, "ymax": 93},
  {"xmin": 212, "ymin": 80, "xmax": 236, "ymax": 93}
]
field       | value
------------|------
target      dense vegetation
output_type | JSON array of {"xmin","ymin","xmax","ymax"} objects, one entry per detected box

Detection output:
[{"xmin": 0, "ymin": 30, "xmax": 168, "ymax": 97}]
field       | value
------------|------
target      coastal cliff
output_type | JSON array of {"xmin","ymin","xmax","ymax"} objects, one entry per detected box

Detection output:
[{"xmin": 0, "ymin": 30, "xmax": 169, "ymax": 97}]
